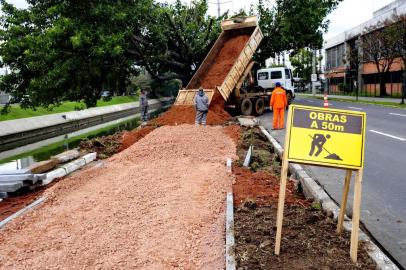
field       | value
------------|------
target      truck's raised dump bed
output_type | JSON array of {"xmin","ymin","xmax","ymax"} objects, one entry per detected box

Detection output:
[{"xmin": 175, "ymin": 16, "xmax": 263, "ymax": 105}]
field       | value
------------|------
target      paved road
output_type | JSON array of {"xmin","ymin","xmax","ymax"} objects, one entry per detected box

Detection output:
[{"xmin": 259, "ymin": 96, "xmax": 406, "ymax": 269}]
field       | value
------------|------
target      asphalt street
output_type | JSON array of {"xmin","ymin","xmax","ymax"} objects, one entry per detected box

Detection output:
[{"xmin": 258, "ymin": 96, "xmax": 406, "ymax": 268}]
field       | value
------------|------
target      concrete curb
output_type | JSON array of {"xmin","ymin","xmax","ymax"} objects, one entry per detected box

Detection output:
[
  {"xmin": 42, "ymin": 152, "xmax": 97, "ymax": 186},
  {"xmin": 225, "ymin": 192, "xmax": 236, "ymax": 270},
  {"xmin": 259, "ymin": 125, "xmax": 399, "ymax": 270},
  {"xmin": 0, "ymin": 196, "xmax": 46, "ymax": 229}
]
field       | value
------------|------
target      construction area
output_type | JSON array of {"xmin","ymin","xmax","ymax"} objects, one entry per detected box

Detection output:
[{"xmin": 0, "ymin": 17, "xmax": 386, "ymax": 269}]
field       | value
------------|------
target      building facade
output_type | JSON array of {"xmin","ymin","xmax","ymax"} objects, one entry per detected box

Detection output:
[{"xmin": 324, "ymin": 0, "xmax": 406, "ymax": 97}]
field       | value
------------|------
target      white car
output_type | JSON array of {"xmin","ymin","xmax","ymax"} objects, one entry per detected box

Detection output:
[{"xmin": 257, "ymin": 67, "xmax": 295, "ymax": 104}]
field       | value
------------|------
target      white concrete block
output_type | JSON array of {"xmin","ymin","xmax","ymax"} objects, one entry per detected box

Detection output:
[
  {"xmin": 82, "ymin": 152, "xmax": 97, "ymax": 164},
  {"xmin": 42, "ymin": 168, "xmax": 67, "ymax": 186}
]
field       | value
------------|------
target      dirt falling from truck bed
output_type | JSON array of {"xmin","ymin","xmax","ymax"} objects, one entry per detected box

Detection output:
[
  {"xmin": 156, "ymin": 34, "xmax": 251, "ymax": 126},
  {"xmin": 156, "ymin": 90, "xmax": 231, "ymax": 125},
  {"xmin": 200, "ymin": 34, "xmax": 251, "ymax": 88}
]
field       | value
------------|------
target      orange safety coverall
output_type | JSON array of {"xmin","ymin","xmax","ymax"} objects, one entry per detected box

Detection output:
[{"xmin": 270, "ymin": 87, "xmax": 288, "ymax": 129}]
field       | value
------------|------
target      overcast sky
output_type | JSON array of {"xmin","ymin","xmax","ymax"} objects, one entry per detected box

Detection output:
[{"xmin": 5, "ymin": 0, "xmax": 395, "ymax": 41}]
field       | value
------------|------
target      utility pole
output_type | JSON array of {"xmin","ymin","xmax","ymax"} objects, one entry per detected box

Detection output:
[
  {"xmin": 210, "ymin": 0, "xmax": 231, "ymax": 17},
  {"xmin": 312, "ymin": 49, "xmax": 316, "ymax": 96}
]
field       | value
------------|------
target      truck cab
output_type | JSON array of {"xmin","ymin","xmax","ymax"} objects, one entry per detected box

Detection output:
[{"xmin": 256, "ymin": 67, "xmax": 295, "ymax": 104}]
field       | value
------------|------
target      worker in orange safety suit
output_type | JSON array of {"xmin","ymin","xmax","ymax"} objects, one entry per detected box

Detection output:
[{"xmin": 270, "ymin": 82, "xmax": 288, "ymax": 129}]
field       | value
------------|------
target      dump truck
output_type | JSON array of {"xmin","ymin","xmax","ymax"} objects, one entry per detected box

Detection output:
[{"xmin": 174, "ymin": 16, "xmax": 269, "ymax": 116}]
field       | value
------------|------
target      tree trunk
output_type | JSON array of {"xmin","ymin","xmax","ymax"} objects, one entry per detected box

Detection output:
[
  {"xmin": 402, "ymin": 69, "xmax": 406, "ymax": 104},
  {"xmin": 379, "ymin": 72, "xmax": 388, "ymax": 97}
]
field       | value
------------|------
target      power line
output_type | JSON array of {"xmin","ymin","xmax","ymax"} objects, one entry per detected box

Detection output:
[{"xmin": 208, "ymin": 0, "xmax": 232, "ymax": 17}]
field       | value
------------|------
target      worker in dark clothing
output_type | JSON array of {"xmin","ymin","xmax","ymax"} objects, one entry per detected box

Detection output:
[
  {"xmin": 140, "ymin": 89, "xmax": 149, "ymax": 123},
  {"xmin": 309, "ymin": 134, "xmax": 331, "ymax": 157},
  {"xmin": 194, "ymin": 88, "xmax": 209, "ymax": 126}
]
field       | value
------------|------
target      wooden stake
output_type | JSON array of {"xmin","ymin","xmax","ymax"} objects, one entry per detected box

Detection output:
[
  {"xmin": 274, "ymin": 106, "xmax": 292, "ymax": 255},
  {"xmin": 337, "ymin": 169, "xmax": 352, "ymax": 234},
  {"xmin": 350, "ymin": 168, "xmax": 363, "ymax": 263},
  {"xmin": 274, "ymin": 158, "xmax": 289, "ymax": 255}
]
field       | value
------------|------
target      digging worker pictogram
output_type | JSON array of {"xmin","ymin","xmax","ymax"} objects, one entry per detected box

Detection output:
[
  {"xmin": 270, "ymin": 82, "xmax": 288, "ymax": 130},
  {"xmin": 309, "ymin": 133, "xmax": 330, "ymax": 157}
]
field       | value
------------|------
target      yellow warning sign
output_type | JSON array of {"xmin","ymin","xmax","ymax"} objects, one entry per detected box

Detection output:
[{"xmin": 286, "ymin": 105, "xmax": 366, "ymax": 169}]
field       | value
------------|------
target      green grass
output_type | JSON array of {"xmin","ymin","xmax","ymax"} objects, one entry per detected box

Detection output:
[
  {"xmin": 0, "ymin": 95, "xmax": 139, "ymax": 122},
  {"xmin": 0, "ymin": 117, "xmax": 140, "ymax": 164}
]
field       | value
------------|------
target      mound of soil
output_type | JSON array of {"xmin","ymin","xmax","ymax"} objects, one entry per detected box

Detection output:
[
  {"xmin": 233, "ymin": 166, "xmax": 308, "ymax": 207},
  {"xmin": 222, "ymin": 125, "xmax": 241, "ymax": 144},
  {"xmin": 119, "ymin": 126, "xmax": 155, "ymax": 151},
  {"xmin": 155, "ymin": 90, "xmax": 231, "ymax": 126},
  {"xmin": 0, "ymin": 124, "xmax": 237, "ymax": 269}
]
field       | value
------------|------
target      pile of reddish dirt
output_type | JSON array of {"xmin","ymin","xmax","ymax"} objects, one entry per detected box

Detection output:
[
  {"xmin": 233, "ymin": 166, "xmax": 308, "ymax": 207},
  {"xmin": 222, "ymin": 125, "xmax": 241, "ymax": 144},
  {"xmin": 0, "ymin": 125, "xmax": 237, "ymax": 269},
  {"xmin": 156, "ymin": 90, "xmax": 231, "ymax": 126},
  {"xmin": 200, "ymin": 34, "xmax": 251, "ymax": 88},
  {"xmin": 119, "ymin": 126, "xmax": 155, "ymax": 151},
  {"xmin": 156, "ymin": 34, "xmax": 250, "ymax": 126},
  {"xmin": 0, "ymin": 189, "xmax": 45, "ymax": 221}
]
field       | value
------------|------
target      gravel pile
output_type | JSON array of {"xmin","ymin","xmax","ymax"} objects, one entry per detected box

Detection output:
[{"xmin": 0, "ymin": 124, "xmax": 237, "ymax": 269}]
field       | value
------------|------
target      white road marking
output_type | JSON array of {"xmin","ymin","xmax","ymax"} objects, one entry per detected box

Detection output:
[
  {"xmin": 369, "ymin": 130, "xmax": 406, "ymax": 141},
  {"xmin": 307, "ymin": 100, "xmax": 314, "ymax": 103},
  {"xmin": 348, "ymin": 106, "xmax": 363, "ymax": 110},
  {"xmin": 389, "ymin": 113, "xmax": 406, "ymax": 117}
]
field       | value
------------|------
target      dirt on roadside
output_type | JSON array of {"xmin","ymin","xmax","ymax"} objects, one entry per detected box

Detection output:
[
  {"xmin": 235, "ymin": 205, "xmax": 376, "ymax": 269},
  {"xmin": 231, "ymin": 124, "xmax": 376, "ymax": 269}
]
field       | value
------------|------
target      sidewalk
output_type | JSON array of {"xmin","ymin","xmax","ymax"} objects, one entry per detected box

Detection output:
[{"xmin": 298, "ymin": 93, "xmax": 403, "ymax": 104}]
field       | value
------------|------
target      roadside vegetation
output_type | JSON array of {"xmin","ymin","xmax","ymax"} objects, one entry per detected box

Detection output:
[
  {"xmin": 0, "ymin": 0, "xmax": 342, "ymax": 111},
  {"xmin": 0, "ymin": 96, "xmax": 138, "ymax": 121}
]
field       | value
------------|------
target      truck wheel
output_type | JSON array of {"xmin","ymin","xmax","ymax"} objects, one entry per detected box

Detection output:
[
  {"xmin": 254, "ymin": 98, "xmax": 265, "ymax": 115},
  {"xmin": 240, "ymin": 98, "xmax": 253, "ymax": 116},
  {"xmin": 287, "ymin": 92, "xmax": 293, "ymax": 105}
]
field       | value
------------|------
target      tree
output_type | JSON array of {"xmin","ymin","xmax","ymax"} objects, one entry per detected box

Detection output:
[
  {"xmin": 0, "ymin": 0, "xmax": 156, "ymax": 109},
  {"xmin": 0, "ymin": 0, "xmax": 223, "ymax": 111},
  {"xmin": 361, "ymin": 21, "xmax": 401, "ymax": 97},
  {"xmin": 130, "ymin": 0, "xmax": 224, "ymax": 86},
  {"xmin": 389, "ymin": 15, "xmax": 406, "ymax": 104},
  {"xmin": 290, "ymin": 48, "xmax": 313, "ymax": 81},
  {"xmin": 255, "ymin": 0, "xmax": 343, "ymax": 64}
]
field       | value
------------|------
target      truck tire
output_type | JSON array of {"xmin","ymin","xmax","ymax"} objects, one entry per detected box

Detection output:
[
  {"xmin": 240, "ymin": 98, "xmax": 253, "ymax": 116},
  {"xmin": 287, "ymin": 92, "xmax": 293, "ymax": 105},
  {"xmin": 254, "ymin": 98, "xmax": 265, "ymax": 115}
]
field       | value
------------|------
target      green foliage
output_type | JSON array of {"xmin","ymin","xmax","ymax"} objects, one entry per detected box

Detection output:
[
  {"xmin": 0, "ymin": 96, "xmax": 138, "ymax": 121},
  {"xmin": 0, "ymin": 0, "xmax": 341, "ymax": 111},
  {"xmin": 290, "ymin": 48, "xmax": 313, "ymax": 81},
  {"xmin": 133, "ymin": 0, "xmax": 224, "ymax": 86},
  {"xmin": 255, "ymin": 0, "xmax": 342, "ymax": 64},
  {"xmin": 0, "ymin": 0, "xmax": 152, "ymax": 109}
]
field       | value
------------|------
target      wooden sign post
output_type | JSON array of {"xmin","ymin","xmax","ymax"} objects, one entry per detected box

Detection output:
[{"xmin": 274, "ymin": 105, "xmax": 366, "ymax": 263}]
